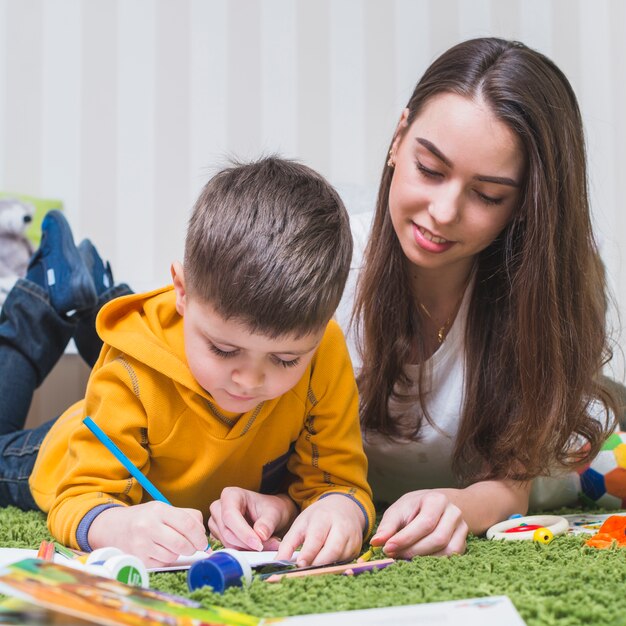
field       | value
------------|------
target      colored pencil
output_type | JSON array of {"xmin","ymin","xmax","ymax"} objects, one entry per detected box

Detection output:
[
  {"xmin": 83, "ymin": 416, "xmax": 172, "ymax": 505},
  {"xmin": 53, "ymin": 541, "xmax": 82, "ymax": 560},
  {"xmin": 359, "ymin": 547, "xmax": 375, "ymax": 562},
  {"xmin": 36, "ymin": 540, "xmax": 55, "ymax": 561},
  {"xmin": 264, "ymin": 557, "xmax": 395, "ymax": 582}
]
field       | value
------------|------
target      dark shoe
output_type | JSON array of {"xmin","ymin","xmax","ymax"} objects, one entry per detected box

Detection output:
[
  {"xmin": 26, "ymin": 211, "xmax": 97, "ymax": 317},
  {"xmin": 78, "ymin": 239, "xmax": 114, "ymax": 297}
]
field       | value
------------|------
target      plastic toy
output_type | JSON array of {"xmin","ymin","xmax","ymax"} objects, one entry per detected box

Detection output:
[
  {"xmin": 584, "ymin": 515, "xmax": 626, "ymax": 549},
  {"xmin": 532, "ymin": 527, "xmax": 554, "ymax": 544},
  {"xmin": 486, "ymin": 515, "xmax": 568, "ymax": 542}
]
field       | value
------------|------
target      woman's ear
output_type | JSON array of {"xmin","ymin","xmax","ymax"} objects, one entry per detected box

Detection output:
[
  {"xmin": 390, "ymin": 108, "xmax": 410, "ymax": 162},
  {"xmin": 171, "ymin": 261, "xmax": 187, "ymax": 316}
]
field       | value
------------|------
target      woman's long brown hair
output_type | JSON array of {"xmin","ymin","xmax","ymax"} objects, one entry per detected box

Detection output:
[{"xmin": 354, "ymin": 37, "xmax": 617, "ymax": 482}]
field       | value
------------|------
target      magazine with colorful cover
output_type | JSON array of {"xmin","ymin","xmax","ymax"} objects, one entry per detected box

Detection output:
[{"xmin": 0, "ymin": 558, "xmax": 260, "ymax": 626}]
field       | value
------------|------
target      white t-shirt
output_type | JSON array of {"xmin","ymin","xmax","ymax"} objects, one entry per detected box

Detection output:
[{"xmin": 336, "ymin": 211, "xmax": 581, "ymax": 509}]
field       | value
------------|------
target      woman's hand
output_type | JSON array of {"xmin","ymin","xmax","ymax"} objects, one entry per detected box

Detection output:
[
  {"xmin": 370, "ymin": 490, "xmax": 468, "ymax": 558},
  {"xmin": 208, "ymin": 487, "xmax": 298, "ymax": 552},
  {"xmin": 371, "ymin": 479, "xmax": 530, "ymax": 559}
]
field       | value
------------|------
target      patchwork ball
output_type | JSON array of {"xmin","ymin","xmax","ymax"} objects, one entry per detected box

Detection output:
[{"xmin": 578, "ymin": 431, "xmax": 626, "ymax": 508}]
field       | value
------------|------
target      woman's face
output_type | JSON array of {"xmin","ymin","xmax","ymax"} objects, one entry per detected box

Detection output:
[{"xmin": 388, "ymin": 92, "xmax": 525, "ymax": 279}]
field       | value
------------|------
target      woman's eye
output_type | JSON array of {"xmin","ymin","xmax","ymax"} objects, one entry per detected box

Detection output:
[
  {"xmin": 209, "ymin": 344, "xmax": 238, "ymax": 358},
  {"xmin": 273, "ymin": 356, "xmax": 300, "ymax": 369},
  {"xmin": 415, "ymin": 159, "xmax": 443, "ymax": 179},
  {"xmin": 475, "ymin": 190, "xmax": 504, "ymax": 206}
]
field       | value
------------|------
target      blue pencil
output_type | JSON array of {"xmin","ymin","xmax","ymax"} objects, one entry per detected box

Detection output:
[{"xmin": 83, "ymin": 416, "xmax": 172, "ymax": 505}]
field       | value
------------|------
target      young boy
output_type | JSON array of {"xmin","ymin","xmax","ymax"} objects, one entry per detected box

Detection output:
[{"xmin": 9, "ymin": 157, "xmax": 374, "ymax": 568}]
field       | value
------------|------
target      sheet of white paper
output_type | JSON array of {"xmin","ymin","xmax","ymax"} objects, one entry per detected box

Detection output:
[
  {"xmin": 148, "ymin": 549, "xmax": 299, "ymax": 572},
  {"xmin": 0, "ymin": 546, "xmax": 298, "ymax": 574},
  {"xmin": 0, "ymin": 548, "xmax": 71, "ymax": 568},
  {"xmin": 563, "ymin": 512, "xmax": 626, "ymax": 535},
  {"xmin": 275, "ymin": 596, "xmax": 526, "ymax": 625}
]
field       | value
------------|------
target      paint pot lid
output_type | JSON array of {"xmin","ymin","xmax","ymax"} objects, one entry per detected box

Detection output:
[{"xmin": 187, "ymin": 549, "xmax": 251, "ymax": 593}]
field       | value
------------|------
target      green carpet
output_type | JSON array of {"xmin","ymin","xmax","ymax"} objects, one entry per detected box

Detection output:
[{"xmin": 1, "ymin": 506, "xmax": 625, "ymax": 625}]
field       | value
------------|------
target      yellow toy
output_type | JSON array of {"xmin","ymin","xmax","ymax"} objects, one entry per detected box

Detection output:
[{"xmin": 486, "ymin": 515, "xmax": 568, "ymax": 543}]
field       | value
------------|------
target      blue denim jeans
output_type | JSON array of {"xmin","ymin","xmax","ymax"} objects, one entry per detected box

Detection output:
[
  {"xmin": 0, "ymin": 419, "xmax": 55, "ymax": 509},
  {"xmin": 0, "ymin": 278, "xmax": 132, "ymax": 510}
]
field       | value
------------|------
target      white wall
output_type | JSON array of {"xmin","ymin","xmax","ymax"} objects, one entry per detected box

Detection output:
[{"xmin": 2, "ymin": 0, "xmax": 625, "ymax": 378}]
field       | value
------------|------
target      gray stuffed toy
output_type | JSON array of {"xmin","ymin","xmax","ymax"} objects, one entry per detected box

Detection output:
[{"xmin": 0, "ymin": 198, "xmax": 34, "ymax": 305}]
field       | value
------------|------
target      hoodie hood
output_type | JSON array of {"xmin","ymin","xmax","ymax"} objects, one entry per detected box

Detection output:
[{"xmin": 96, "ymin": 286, "xmax": 204, "ymax": 395}]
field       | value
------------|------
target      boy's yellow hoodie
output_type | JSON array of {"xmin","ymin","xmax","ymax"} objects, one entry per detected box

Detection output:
[{"xmin": 28, "ymin": 287, "xmax": 374, "ymax": 550}]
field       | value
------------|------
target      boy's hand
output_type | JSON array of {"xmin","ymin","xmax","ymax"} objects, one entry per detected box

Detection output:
[
  {"xmin": 208, "ymin": 487, "xmax": 298, "ymax": 551},
  {"xmin": 275, "ymin": 494, "xmax": 365, "ymax": 567},
  {"xmin": 87, "ymin": 501, "xmax": 208, "ymax": 567},
  {"xmin": 370, "ymin": 490, "xmax": 468, "ymax": 558}
]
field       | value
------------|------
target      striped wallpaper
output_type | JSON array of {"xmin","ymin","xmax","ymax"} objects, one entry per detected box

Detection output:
[{"xmin": 1, "ymin": 0, "xmax": 625, "ymax": 378}]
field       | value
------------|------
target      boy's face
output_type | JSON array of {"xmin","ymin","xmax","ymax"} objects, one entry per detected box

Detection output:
[{"xmin": 172, "ymin": 263, "xmax": 325, "ymax": 413}]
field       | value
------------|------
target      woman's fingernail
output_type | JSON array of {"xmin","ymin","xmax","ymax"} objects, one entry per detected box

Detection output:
[{"xmin": 249, "ymin": 538, "xmax": 263, "ymax": 551}]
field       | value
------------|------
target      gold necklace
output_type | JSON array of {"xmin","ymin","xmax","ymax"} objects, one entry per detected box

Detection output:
[
  {"xmin": 418, "ymin": 283, "xmax": 470, "ymax": 344},
  {"xmin": 418, "ymin": 302, "xmax": 453, "ymax": 344}
]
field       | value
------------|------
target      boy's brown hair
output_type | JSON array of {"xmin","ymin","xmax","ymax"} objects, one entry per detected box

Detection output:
[{"xmin": 184, "ymin": 157, "xmax": 352, "ymax": 338}]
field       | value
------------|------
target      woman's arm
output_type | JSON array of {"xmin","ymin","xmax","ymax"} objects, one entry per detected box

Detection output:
[
  {"xmin": 370, "ymin": 479, "xmax": 530, "ymax": 558},
  {"xmin": 436, "ymin": 479, "xmax": 531, "ymax": 535}
]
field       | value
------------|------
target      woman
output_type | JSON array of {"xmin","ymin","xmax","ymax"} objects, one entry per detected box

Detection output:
[{"xmin": 339, "ymin": 37, "xmax": 617, "ymax": 558}]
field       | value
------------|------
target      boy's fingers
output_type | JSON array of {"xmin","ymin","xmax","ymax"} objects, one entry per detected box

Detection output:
[
  {"xmin": 275, "ymin": 526, "xmax": 304, "ymax": 562},
  {"xmin": 162, "ymin": 507, "xmax": 208, "ymax": 552},
  {"xmin": 142, "ymin": 519, "xmax": 198, "ymax": 565},
  {"xmin": 307, "ymin": 526, "xmax": 351, "ymax": 566},
  {"xmin": 295, "ymin": 524, "xmax": 329, "ymax": 567},
  {"xmin": 182, "ymin": 507, "xmax": 205, "ymax": 524}
]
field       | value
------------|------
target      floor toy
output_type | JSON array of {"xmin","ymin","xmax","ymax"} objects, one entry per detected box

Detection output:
[
  {"xmin": 486, "ymin": 515, "xmax": 568, "ymax": 542},
  {"xmin": 584, "ymin": 514, "xmax": 626, "ymax": 548}
]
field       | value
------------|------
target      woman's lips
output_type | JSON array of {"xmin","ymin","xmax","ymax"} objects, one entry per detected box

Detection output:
[{"xmin": 412, "ymin": 223, "xmax": 455, "ymax": 253}]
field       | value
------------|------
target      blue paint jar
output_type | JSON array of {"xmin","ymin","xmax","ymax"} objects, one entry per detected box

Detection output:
[{"xmin": 187, "ymin": 549, "xmax": 252, "ymax": 593}]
